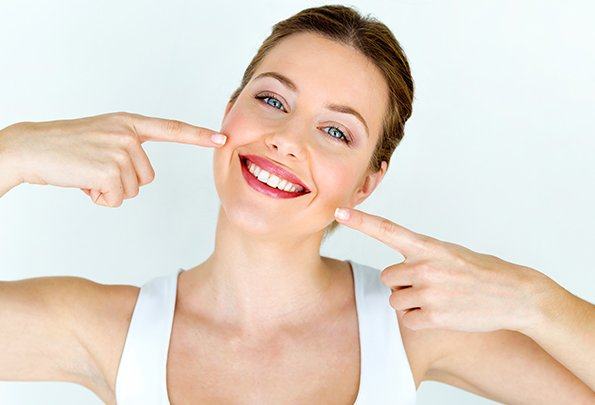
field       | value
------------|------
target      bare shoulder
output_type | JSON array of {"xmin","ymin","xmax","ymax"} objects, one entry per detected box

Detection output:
[
  {"xmin": 0, "ymin": 275, "xmax": 140, "ymax": 403},
  {"xmin": 51, "ymin": 276, "xmax": 141, "ymax": 401}
]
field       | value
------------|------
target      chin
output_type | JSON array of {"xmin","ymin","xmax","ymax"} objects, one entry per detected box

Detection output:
[{"xmin": 220, "ymin": 201, "xmax": 298, "ymax": 237}]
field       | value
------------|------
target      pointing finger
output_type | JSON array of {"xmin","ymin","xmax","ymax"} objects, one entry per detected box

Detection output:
[
  {"xmin": 334, "ymin": 207, "xmax": 428, "ymax": 258},
  {"xmin": 125, "ymin": 113, "xmax": 227, "ymax": 147}
]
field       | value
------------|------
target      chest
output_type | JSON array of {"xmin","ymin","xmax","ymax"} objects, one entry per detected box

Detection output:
[{"xmin": 165, "ymin": 310, "xmax": 362, "ymax": 404}]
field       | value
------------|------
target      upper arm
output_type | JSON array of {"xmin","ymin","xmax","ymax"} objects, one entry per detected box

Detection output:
[
  {"xmin": 0, "ymin": 276, "xmax": 104, "ymax": 386},
  {"xmin": 424, "ymin": 327, "xmax": 595, "ymax": 403}
]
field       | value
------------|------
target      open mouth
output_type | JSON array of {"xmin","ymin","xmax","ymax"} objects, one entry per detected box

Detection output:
[{"xmin": 239, "ymin": 155, "xmax": 311, "ymax": 199}]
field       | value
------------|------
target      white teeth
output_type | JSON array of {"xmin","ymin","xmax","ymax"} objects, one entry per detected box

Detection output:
[
  {"xmin": 246, "ymin": 160, "xmax": 305, "ymax": 193},
  {"xmin": 257, "ymin": 170, "xmax": 270, "ymax": 182},
  {"xmin": 266, "ymin": 175, "xmax": 280, "ymax": 188}
]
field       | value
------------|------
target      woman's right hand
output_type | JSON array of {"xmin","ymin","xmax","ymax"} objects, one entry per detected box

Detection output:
[{"xmin": 0, "ymin": 112, "xmax": 227, "ymax": 207}]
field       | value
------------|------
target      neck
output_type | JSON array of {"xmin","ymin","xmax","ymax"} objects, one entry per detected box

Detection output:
[{"xmin": 183, "ymin": 205, "xmax": 338, "ymax": 337}]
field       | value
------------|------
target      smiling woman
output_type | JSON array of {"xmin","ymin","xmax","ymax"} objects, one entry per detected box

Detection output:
[
  {"xmin": 0, "ymin": 4, "xmax": 420, "ymax": 403},
  {"xmin": 1, "ymin": 2, "xmax": 594, "ymax": 405},
  {"xmin": 224, "ymin": 5, "xmax": 414, "ymax": 241}
]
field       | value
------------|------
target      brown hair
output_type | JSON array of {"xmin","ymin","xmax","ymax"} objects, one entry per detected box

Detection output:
[{"xmin": 228, "ymin": 4, "xmax": 414, "ymax": 240}]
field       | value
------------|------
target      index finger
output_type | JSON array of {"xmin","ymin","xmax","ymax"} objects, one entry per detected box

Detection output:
[
  {"xmin": 126, "ymin": 113, "xmax": 226, "ymax": 147},
  {"xmin": 334, "ymin": 207, "xmax": 427, "ymax": 257}
]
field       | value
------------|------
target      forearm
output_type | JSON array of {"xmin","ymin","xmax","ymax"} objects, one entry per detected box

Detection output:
[
  {"xmin": 519, "ymin": 275, "xmax": 595, "ymax": 391},
  {"xmin": 0, "ymin": 128, "xmax": 23, "ymax": 198}
]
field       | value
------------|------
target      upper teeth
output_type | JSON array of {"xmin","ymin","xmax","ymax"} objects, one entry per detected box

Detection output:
[{"xmin": 246, "ymin": 160, "xmax": 305, "ymax": 193}]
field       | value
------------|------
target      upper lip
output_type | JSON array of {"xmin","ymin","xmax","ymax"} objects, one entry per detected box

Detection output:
[{"xmin": 240, "ymin": 153, "xmax": 310, "ymax": 192}]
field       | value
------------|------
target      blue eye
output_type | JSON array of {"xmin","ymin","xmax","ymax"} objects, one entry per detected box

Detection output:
[
  {"xmin": 256, "ymin": 94, "xmax": 286, "ymax": 112},
  {"xmin": 255, "ymin": 92, "xmax": 351, "ymax": 145},
  {"xmin": 323, "ymin": 126, "xmax": 350, "ymax": 144}
]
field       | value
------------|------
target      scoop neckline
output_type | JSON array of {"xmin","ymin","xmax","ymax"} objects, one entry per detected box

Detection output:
[{"xmin": 168, "ymin": 259, "xmax": 363, "ymax": 403}]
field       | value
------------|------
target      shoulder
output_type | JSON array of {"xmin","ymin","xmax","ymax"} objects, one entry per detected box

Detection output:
[
  {"xmin": 50, "ymin": 276, "xmax": 141, "ymax": 400},
  {"xmin": 48, "ymin": 276, "xmax": 140, "ymax": 337}
]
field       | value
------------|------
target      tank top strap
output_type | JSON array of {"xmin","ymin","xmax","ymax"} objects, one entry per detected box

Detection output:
[
  {"xmin": 349, "ymin": 260, "xmax": 417, "ymax": 405},
  {"xmin": 115, "ymin": 268, "xmax": 184, "ymax": 405}
]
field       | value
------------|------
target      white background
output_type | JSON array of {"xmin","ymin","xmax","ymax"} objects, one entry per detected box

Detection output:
[{"xmin": 1, "ymin": 0, "xmax": 594, "ymax": 403}]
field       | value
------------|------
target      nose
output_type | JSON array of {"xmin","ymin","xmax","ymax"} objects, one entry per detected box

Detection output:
[{"xmin": 264, "ymin": 128, "xmax": 307, "ymax": 161}]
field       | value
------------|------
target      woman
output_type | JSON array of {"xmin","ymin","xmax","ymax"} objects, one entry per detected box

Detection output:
[{"xmin": 0, "ymin": 4, "xmax": 593, "ymax": 404}]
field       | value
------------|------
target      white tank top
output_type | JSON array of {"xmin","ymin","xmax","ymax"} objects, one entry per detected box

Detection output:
[{"xmin": 115, "ymin": 260, "xmax": 417, "ymax": 404}]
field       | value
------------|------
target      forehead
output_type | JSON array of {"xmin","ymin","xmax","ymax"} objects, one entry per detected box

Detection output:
[{"xmin": 252, "ymin": 32, "xmax": 388, "ymax": 138}]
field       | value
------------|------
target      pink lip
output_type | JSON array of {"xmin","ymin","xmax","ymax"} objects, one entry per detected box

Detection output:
[
  {"xmin": 239, "ymin": 155, "xmax": 310, "ymax": 199},
  {"xmin": 239, "ymin": 153, "xmax": 310, "ymax": 192}
]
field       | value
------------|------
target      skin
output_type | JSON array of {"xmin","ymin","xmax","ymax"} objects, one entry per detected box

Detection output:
[
  {"xmin": 333, "ymin": 203, "xmax": 595, "ymax": 395},
  {"xmin": 177, "ymin": 31, "xmax": 389, "ymax": 337},
  {"xmin": 1, "ymin": 29, "xmax": 592, "ymax": 403},
  {"xmin": 0, "ymin": 112, "xmax": 226, "ymax": 202}
]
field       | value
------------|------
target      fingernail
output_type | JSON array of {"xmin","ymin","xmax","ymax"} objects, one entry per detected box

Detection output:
[
  {"xmin": 211, "ymin": 133, "xmax": 227, "ymax": 145},
  {"xmin": 334, "ymin": 208, "xmax": 349, "ymax": 220}
]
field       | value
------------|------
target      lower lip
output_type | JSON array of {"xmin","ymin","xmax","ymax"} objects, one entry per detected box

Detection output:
[{"xmin": 239, "ymin": 156, "xmax": 309, "ymax": 199}]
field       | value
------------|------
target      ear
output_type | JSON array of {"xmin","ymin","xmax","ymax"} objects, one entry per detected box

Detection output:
[{"xmin": 350, "ymin": 160, "xmax": 388, "ymax": 207}]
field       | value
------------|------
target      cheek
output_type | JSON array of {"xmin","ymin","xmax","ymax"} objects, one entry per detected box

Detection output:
[
  {"xmin": 313, "ymin": 160, "xmax": 357, "ymax": 206},
  {"xmin": 219, "ymin": 93, "xmax": 289, "ymax": 148},
  {"xmin": 219, "ymin": 101, "xmax": 269, "ymax": 144},
  {"xmin": 214, "ymin": 104, "xmax": 264, "ymax": 171}
]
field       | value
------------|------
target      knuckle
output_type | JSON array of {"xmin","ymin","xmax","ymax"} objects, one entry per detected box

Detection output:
[
  {"xmin": 103, "ymin": 163, "xmax": 121, "ymax": 180},
  {"xmin": 449, "ymin": 247, "xmax": 468, "ymax": 267},
  {"xmin": 421, "ymin": 266, "xmax": 446, "ymax": 285},
  {"xmin": 109, "ymin": 111, "xmax": 127, "ymax": 121},
  {"xmin": 111, "ymin": 149, "xmax": 129, "ymax": 165},
  {"xmin": 415, "ymin": 234, "xmax": 433, "ymax": 251},
  {"xmin": 379, "ymin": 219, "xmax": 397, "ymax": 236},
  {"xmin": 165, "ymin": 119, "xmax": 184, "ymax": 135},
  {"xmin": 436, "ymin": 239, "xmax": 456, "ymax": 257},
  {"xmin": 119, "ymin": 132, "xmax": 138, "ymax": 148},
  {"xmin": 415, "ymin": 262, "xmax": 433, "ymax": 282},
  {"xmin": 454, "ymin": 255, "xmax": 467, "ymax": 269}
]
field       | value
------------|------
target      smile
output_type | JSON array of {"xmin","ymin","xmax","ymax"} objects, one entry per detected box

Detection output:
[{"xmin": 239, "ymin": 155, "xmax": 311, "ymax": 199}]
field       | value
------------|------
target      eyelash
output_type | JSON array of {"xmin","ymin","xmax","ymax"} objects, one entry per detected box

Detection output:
[{"xmin": 254, "ymin": 92, "xmax": 352, "ymax": 145}]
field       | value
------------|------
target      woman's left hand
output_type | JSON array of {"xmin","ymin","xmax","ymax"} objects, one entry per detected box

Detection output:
[{"xmin": 334, "ymin": 207, "xmax": 557, "ymax": 333}]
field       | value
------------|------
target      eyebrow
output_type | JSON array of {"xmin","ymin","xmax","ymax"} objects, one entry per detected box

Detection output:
[{"xmin": 253, "ymin": 71, "xmax": 369, "ymax": 137}]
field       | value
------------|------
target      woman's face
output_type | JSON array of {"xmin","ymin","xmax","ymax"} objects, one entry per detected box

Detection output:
[{"xmin": 214, "ymin": 32, "xmax": 389, "ymax": 237}]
